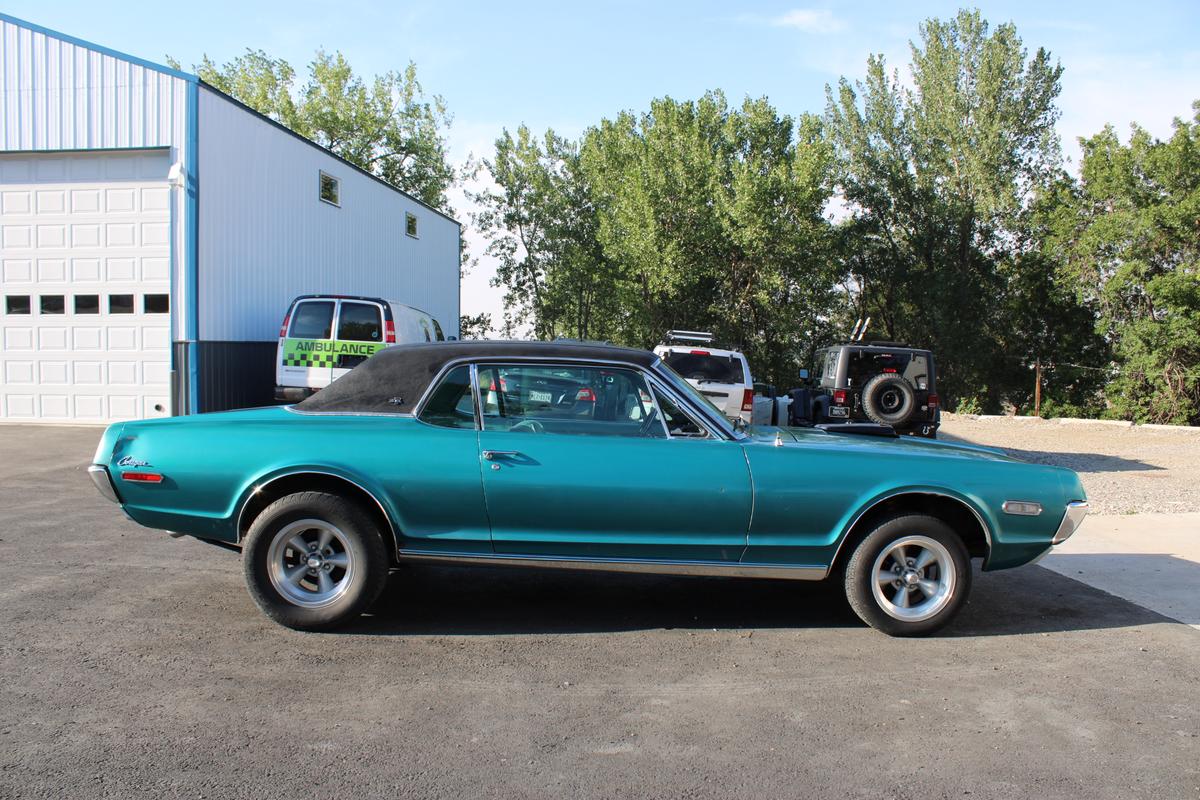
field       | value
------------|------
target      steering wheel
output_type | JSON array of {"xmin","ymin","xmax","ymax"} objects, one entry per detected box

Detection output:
[
  {"xmin": 638, "ymin": 408, "xmax": 661, "ymax": 437},
  {"xmin": 510, "ymin": 419, "xmax": 545, "ymax": 434}
]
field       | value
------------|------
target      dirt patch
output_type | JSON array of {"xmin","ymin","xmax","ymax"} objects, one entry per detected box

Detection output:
[{"xmin": 940, "ymin": 414, "xmax": 1200, "ymax": 514}]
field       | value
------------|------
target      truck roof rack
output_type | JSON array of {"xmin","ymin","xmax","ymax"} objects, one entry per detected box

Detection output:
[{"xmin": 663, "ymin": 330, "xmax": 714, "ymax": 344}]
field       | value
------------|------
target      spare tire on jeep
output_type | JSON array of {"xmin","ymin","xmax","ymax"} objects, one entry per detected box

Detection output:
[{"xmin": 861, "ymin": 373, "xmax": 916, "ymax": 427}]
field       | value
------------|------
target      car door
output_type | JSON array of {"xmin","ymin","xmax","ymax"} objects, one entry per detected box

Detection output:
[
  {"xmin": 278, "ymin": 298, "xmax": 336, "ymax": 389},
  {"xmin": 476, "ymin": 361, "xmax": 752, "ymax": 562}
]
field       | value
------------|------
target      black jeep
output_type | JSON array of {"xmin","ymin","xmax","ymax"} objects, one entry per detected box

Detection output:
[{"xmin": 788, "ymin": 342, "xmax": 940, "ymax": 438}]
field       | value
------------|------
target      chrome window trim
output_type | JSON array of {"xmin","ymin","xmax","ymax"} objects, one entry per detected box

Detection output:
[
  {"xmin": 826, "ymin": 490, "xmax": 995, "ymax": 573},
  {"xmin": 411, "ymin": 354, "xmax": 737, "ymax": 441},
  {"xmin": 235, "ymin": 469, "xmax": 398, "ymax": 545},
  {"xmin": 397, "ymin": 549, "xmax": 826, "ymax": 580},
  {"xmin": 644, "ymin": 375, "xmax": 716, "ymax": 440},
  {"xmin": 285, "ymin": 406, "xmax": 415, "ymax": 418},
  {"xmin": 650, "ymin": 356, "xmax": 745, "ymax": 441}
]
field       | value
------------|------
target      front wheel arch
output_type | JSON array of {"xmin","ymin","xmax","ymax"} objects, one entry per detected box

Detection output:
[
  {"xmin": 236, "ymin": 471, "xmax": 399, "ymax": 563},
  {"xmin": 831, "ymin": 491, "xmax": 991, "ymax": 574}
]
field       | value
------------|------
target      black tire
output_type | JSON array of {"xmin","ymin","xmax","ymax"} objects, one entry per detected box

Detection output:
[
  {"xmin": 242, "ymin": 491, "xmax": 389, "ymax": 631},
  {"xmin": 843, "ymin": 514, "xmax": 971, "ymax": 636},
  {"xmin": 861, "ymin": 373, "xmax": 916, "ymax": 427}
]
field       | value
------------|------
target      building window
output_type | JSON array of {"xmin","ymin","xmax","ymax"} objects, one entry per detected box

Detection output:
[
  {"xmin": 144, "ymin": 294, "xmax": 170, "ymax": 314},
  {"xmin": 109, "ymin": 294, "xmax": 134, "ymax": 314},
  {"xmin": 405, "ymin": 212, "xmax": 418, "ymax": 238},
  {"xmin": 5, "ymin": 296, "xmax": 31, "ymax": 314},
  {"xmin": 319, "ymin": 171, "xmax": 340, "ymax": 206},
  {"xmin": 40, "ymin": 295, "xmax": 65, "ymax": 314},
  {"xmin": 75, "ymin": 295, "xmax": 100, "ymax": 314}
]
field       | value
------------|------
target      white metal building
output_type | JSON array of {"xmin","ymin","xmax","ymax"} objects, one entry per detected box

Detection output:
[{"xmin": 0, "ymin": 13, "xmax": 460, "ymax": 422}]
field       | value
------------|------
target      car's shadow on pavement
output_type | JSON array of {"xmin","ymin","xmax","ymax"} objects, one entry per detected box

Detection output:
[{"xmin": 345, "ymin": 561, "xmax": 1172, "ymax": 637}]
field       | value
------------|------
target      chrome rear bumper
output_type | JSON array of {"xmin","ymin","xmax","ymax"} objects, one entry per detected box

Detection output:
[
  {"xmin": 88, "ymin": 465, "xmax": 120, "ymax": 504},
  {"xmin": 1052, "ymin": 501, "xmax": 1089, "ymax": 545}
]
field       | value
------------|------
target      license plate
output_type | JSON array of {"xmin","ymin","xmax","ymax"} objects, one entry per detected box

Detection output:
[
  {"xmin": 528, "ymin": 390, "xmax": 552, "ymax": 403},
  {"xmin": 829, "ymin": 406, "xmax": 849, "ymax": 417}
]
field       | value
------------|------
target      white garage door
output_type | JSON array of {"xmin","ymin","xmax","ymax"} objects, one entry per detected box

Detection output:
[{"xmin": 0, "ymin": 150, "xmax": 172, "ymax": 423}]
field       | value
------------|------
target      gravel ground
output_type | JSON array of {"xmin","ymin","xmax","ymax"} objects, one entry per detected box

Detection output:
[
  {"xmin": 1, "ymin": 425, "xmax": 1199, "ymax": 799},
  {"xmin": 940, "ymin": 414, "xmax": 1200, "ymax": 515}
]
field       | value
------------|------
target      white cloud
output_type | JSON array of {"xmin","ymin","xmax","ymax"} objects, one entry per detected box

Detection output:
[{"xmin": 771, "ymin": 9, "xmax": 845, "ymax": 35}]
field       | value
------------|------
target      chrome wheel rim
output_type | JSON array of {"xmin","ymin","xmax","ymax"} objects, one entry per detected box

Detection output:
[
  {"xmin": 266, "ymin": 519, "xmax": 354, "ymax": 609},
  {"xmin": 870, "ymin": 535, "xmax": 955, "ymax": 622}
]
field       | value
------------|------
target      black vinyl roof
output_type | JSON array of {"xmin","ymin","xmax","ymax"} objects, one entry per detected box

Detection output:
[{"xmin": 295, "ymin": 340, "xmax": 660, "ymax": 415}]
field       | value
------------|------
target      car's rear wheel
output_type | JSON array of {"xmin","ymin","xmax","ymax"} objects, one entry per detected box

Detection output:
[
  {"xmin": 843, "ymin": 514, "xmax": 971, "ymax": 636},
  {"xmin": 242, "ymin": 491, "xmax": 389, "ymax": 631}
]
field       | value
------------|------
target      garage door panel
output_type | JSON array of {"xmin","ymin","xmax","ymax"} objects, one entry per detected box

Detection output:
[{"xmin": 1, "ymin": 150, "xmax": 170, "ymax": 423}]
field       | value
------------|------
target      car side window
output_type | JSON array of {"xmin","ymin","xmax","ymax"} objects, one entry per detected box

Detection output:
[
  {"xmin": 417, "ymin": 366, "xmax": 475, "ymax": 429},
  {"xmin": 650, "ymin": 385, "xmax": 709, "ymax": 438},
  {"xmin": 477, "ymin": 363, "xmax": 664, "ymax": 438}
]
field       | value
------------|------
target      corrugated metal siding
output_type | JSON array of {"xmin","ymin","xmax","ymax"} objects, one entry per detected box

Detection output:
[
  {"xmin": 0, "ymin": 18, "xmax": 188, "ymax": 153},
  {"xmin": 196, "ymin": 86, "xmax": 460, "ymax": 342},
  {"xmin": 0, "ymin": 16, "xmax": 194, "ymax": 344}
]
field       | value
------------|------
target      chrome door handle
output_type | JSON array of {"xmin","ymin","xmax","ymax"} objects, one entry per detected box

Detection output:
[{"xmin": 482, "ymin": 450, "xmax": 522, "ymax": 461}]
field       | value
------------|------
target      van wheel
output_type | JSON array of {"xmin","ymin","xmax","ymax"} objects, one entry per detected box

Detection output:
[
  {"xmin": 242, "ymin": 492, "xmax": 389, "ymax": 631},
  {"xmin": 843, "ymin": 514, "xmax": 971, "ymax": 636}
]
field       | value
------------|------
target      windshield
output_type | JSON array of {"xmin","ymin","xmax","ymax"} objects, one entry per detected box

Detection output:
[
  {"xmin": 654, "ymin": 360, "xmax": 743, "ymax": 440},
  {"xmin": 661, "ymin": 350, "xmax": 743, "ymax": 384}
]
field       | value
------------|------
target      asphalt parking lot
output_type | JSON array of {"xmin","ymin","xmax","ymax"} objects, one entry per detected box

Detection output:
[{"xmin": 2, "ymin": 425, "xmax": 1198, "ymax": 799}]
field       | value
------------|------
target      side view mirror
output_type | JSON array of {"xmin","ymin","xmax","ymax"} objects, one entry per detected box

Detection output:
[{"xmin": 799, "ymin": 369, "xmax": 810, "ymax": 381}]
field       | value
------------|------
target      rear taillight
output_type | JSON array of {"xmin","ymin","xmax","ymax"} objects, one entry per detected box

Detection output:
[
  {"xmin": 927, "ymin": 394, "xmax": 939, "ymax": 409},
  {"xmin": 278, "ymin": 313, "xmax": 291, "ymax": 338},
  {"xmin": 121, "ymin": 472, "xmax": 163, "ymax": 483},
  {"xmin": 742, "ymin": 388, "xmax": 754, "ymax": 412},
  {"xmin": 833, "ymin": 389, "xmax": 847, "ymax": 405},
  {"xmin": 384, "ymin": 320, "xmax": 396, "ymax": 343},
  {"xmin": 576, "ymin": 387, "xmax": 596, "ymax": 402}
]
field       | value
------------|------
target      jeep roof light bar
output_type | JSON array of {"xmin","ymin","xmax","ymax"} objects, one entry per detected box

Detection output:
[{"xmin": 664, "ymin": 330, "xmax": 714, "ymax": 344}]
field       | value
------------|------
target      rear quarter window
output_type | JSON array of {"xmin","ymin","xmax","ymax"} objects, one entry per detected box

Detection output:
[{"xmin": 289, "ymin": 301, "xmax": 335, "ymax": 339}]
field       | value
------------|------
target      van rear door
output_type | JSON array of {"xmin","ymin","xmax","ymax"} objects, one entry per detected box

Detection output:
[
  {"xmin": 330, "ymin": 299, "xmax": 388, "ymax": 382},
  {"xmin": 278, "ymin": 298, "xmax": 337, "ymax": 390}
]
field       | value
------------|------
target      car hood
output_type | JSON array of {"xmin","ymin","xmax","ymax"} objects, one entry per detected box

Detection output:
[{"xmin": 745, "ymin": 425, "xmax": 1018, "ymax": 463}]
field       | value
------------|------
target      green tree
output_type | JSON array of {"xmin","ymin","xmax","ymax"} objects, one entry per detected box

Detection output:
[
  {"xmin": 188, "ymin": 50, "xmax": 455, "ymax": 211},
  {"xmin": 826, "ymin": 9, "xmax": 1070, "ymax": 408},
  {"xmin": 458, "ymin": 312, "xmax": 493, "ymax": 340},
  {"xmin": 1049, "ymin": 103, "xmax": 1200, "ymax": 423}
]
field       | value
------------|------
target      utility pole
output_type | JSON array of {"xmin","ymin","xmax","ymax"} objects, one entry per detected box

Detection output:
[{"xmin": 1034, "ymin": 359, "xmax": 1042, "ymax": 417}]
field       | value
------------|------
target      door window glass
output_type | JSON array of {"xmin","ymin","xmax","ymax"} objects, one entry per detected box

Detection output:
[
  {"xmin": 289, "ymin": 301, "xmax": 335, "ymax": 339},
  {"xmin": 651, "ymin": 386, "xmax": 709, "ymax": 438},
  {"xmin": 477, "ymin": 364, "xmax": 663, "ymax": 438},
  {"xmin": 337, "ymin": 302, "xmax": 382, "ymax": 342},
  {"xmin": 417, "ymin": 366, "xmax": 475, "ymax": 429},
  {"xmin": 108, "ymin": 294, "xmax": 134, "ymax": 314},
  {"xmin": 74, "ymin": 295, "xmax": 100, "ymax": 314},
  {"xmin": 5, "ymin": 296, "xmax": 31, "ymax": 314},
  {"xmin": 41, "ymin": 295, "xmax": 65, "ymax": 314}
]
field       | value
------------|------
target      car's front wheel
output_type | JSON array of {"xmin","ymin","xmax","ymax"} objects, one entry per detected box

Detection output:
[
  {"xmin": 843, "ymin": 514, "xmax": 971, "ymax": 636},
  {"xmin": 242, "ymin": 491, "xmax": 389, "ymax": 631}
]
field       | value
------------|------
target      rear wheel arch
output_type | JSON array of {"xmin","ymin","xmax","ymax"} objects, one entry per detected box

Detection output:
[
  {"xmin": 236, "ymin": 471, "xmax": 399, "ymax": 563},
  {"xmin": 832, "ymin": 491, "xmax": 991, "ymax": 573}
]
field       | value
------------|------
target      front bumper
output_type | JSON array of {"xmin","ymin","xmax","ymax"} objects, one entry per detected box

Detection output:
[{"xmin": 1052, "ymin": 500, "xmax": 1089, "ymax": 545}]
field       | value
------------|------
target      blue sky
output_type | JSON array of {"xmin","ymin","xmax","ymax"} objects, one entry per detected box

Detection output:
[{"xmin": 7, "ymin": 1, "xmax": 1199, "ymax": 323}]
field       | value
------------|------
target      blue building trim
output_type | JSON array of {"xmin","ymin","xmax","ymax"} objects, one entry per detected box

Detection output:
[
  {"xmin": 185, "ymin": 81, "xmax": 201, "ymax": 414},
  {"xmin": 0, "ymin": 12, "xmax": 199, "ymax": 84}
]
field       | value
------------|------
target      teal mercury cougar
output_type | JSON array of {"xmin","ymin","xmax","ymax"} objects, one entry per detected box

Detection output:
[{"xmin": 90, "ymin": 340, "xmax": 1088, "ymax": 636}]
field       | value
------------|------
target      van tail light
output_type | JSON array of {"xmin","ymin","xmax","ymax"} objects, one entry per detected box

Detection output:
[
  {"xmin": 576, "ymin": 387, "xmax": 596, "ymax": 402},
  {"xmin": 121, "ymin": 471, "xmax": 163, "ymax": 484},
  {"xmin": 833, "ymin": 389, "xmax": 847, "ymax": 405},
  {"xmin": 384, "ymin": 320, "xmax": 396, "ymax": 343},
  {"xmin": 742, "ymin": 389, "xmax": 754, "ymax": 412},
  {"xmin": 927, "ymin": 394, "xmax": 939, "ymax": 409},
  {"xmin": 278, "ymin": 313, "xmax": 291, "ymax": 338}
]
